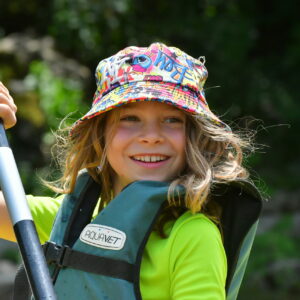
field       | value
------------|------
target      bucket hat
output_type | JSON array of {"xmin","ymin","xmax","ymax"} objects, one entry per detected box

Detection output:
[{"xmin": 71, "ymin": 42, "xmax": 227, "ymax": 133}]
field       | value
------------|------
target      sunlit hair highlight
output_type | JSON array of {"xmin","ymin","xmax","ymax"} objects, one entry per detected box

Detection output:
[
  {"xmin": 168, "ymin": 115, "xmax": 252, "ymax": 216},
  {"xmin": 46, "ymin": 115, "xmax": 112, "ymax": 208}
]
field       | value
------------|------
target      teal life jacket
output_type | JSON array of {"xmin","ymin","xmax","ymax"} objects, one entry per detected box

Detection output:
[{"xmin": 13, "ymin": 172, "xmax": 262, "ymax": 300}]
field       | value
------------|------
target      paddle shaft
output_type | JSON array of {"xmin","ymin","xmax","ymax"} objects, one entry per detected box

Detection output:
[{"xmin": 0, "ymin": 122, "xmax": 56, "ymax": 299}]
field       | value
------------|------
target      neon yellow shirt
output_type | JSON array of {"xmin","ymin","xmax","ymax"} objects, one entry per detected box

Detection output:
[{"xmin": 27, "ymin": 195, "xmax": 227, "ymax": 299}]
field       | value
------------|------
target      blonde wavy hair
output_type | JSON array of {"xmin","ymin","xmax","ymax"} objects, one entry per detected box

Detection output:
[{"xmin": 47, "ymin": 107, "xmax": 253, "ymax": 230}]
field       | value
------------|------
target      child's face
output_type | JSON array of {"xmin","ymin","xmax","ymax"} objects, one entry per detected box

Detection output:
[{"xmin": 105, "ymin": 101, "xmax": 186, "ymax": 195}]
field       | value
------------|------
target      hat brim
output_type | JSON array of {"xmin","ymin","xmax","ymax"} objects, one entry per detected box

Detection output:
[{"xmin": 70, "ymin": 81, "xmax": 227, "ymax": 134}]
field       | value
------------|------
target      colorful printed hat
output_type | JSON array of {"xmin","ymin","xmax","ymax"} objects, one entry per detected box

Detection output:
[{"xmin": 71, "ymin": 42, "xmax": 227, "ymax": 133}]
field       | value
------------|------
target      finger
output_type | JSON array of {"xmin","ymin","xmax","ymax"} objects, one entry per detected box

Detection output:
[
  {"xmin": 0, "ymin": 81, "xmax": 15, "ymax": 100},
  {"xmin": 0, "ymin": 81, "xmax": 10, "ymax": 96},
  {"xmin": 0, "ymin": 94, "xmax": 17, "ymax": 113},
  {"xmin": 0, "ymin": 104, "xmax": 17, "ymax": 129},
  {"xmin": 0, "ymin": 89, "xmax": 17, "ymax": 113}
]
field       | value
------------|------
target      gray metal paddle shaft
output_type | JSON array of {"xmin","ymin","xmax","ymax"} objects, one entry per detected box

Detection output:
[
  {"xmin": 0, "ymin": 147, "xmax": 32, "ymax": 224},
  {"xmin": 0, "ymin": 122, "xmax": 57, "ymax": 299}
]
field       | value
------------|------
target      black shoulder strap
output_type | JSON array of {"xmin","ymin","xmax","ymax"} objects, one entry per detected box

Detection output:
[
  {"xmin": 43, "ymin": 241, "xmax": 134, "ymax": 282},
  {"xmin": 211, "ymin": 180, "xmax": 263, "ymax": 290}
]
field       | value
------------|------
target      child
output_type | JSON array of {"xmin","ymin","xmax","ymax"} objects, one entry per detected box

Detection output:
[{"xmin": 0, "ymin": 43, "xmax": 261, "ymax": 299}]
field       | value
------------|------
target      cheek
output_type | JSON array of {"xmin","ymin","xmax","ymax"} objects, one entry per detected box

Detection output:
[
  {"xmin": 106, "ymin": 129, "xmax": 132, "ymax": 164},
  {"xmin": 169, "ymin": 129, "xmax": 186, "ymax": 155},
  {"xmin": 165, "ymin": 129, "xmax": 186, "ymax": 173},
  {"xmin": 108, "ymin": 128, "xmax": 132, "ymax": 152},
  {"xmin": 106, "ymin": 141, "xmax": 123, "ymax": 179}
]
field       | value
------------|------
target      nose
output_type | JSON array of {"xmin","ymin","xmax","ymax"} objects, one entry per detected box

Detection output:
[{"xmin": 138, "ymin": 122, "xmax": 164, "ymax": 144}]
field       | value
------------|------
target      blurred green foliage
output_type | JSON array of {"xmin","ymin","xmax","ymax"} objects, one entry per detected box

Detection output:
[
  {"xmin": 24, "ymin": 61, "xmax": 87, "ymax": 129},
  {"xmin": 240, "ymin": 215, "xmax": 300, "ymax": 299},
  {"xmin": 0, "ymin": 0, "xmax": 299, "ymax": 298},
  {"xmin": 248, "ymin": 216, "xmax": 299, "ymax": 270},
  {"xmin": 1, "ymin": 0, "xmax": 298, "ymax": 192},
  {"xmin": 0, "ymin": 248, "xmax": 21, "ymax": 264}
]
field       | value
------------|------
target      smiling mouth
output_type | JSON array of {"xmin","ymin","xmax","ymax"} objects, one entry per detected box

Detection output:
[{"xmin": 130, "ymin": 155, "xmax": 169, "ymax": 163}]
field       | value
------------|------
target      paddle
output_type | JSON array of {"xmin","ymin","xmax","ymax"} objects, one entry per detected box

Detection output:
[{"xmin": 0, "ymin": 121, "xmax": 56, "ymax": 299}]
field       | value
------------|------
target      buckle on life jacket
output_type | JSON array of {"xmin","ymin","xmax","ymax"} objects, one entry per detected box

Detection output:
[{"xmin": 43, "ymin": 241, "xmax": 71, "ymax": 268}]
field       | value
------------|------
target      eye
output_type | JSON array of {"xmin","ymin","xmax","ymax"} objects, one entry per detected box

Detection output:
[
  {"xmin": 164, "ymin": 117, "xmax": 184, "ymax": 124},
  {"xmin": 120, "ymin": 115, "xmax": 139, "ymax": 122}
]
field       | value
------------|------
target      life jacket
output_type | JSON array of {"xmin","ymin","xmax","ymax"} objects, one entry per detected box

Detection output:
[{"xmin": 14, "ymin": 171, "xmax": 262, "ymax": 300}]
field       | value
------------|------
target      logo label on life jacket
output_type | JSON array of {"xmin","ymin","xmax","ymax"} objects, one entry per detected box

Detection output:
[{"xmin": 80, "ymin": 224, "xmax": 126, "ymax": 250}]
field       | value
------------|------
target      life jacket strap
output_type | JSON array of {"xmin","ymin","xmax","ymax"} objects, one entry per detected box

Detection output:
[{"xmin": 43, "ymin": 241, "xmax": 134, "ymax": 282}]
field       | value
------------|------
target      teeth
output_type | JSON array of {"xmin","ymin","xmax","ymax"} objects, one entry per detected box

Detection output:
[{"xmin": 133, "ymin": 155, "xmax": 167, "ymax": 162}]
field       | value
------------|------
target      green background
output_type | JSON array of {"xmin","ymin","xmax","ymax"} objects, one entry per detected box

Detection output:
[{"xmin": 0, "ymin": 0, "xmax": 299, "ymax": 298}]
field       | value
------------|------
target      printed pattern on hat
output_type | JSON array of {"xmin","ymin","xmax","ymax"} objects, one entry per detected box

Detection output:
[{"xmin": 71, "ymin": 43, "xmax": 228, "ymax": 133}]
